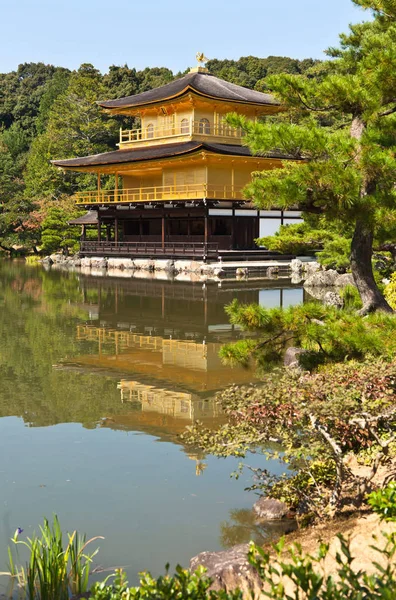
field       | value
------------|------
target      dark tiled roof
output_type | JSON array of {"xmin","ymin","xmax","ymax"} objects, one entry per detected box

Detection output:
[
  {"xmin": 98, "ymin": 72, "xmax": 278, "ymax": 110},
  {"xmin": 52, "ymin": 141, "xmax": 289, "ymax": 169},
  {"xmin": 69, "ymin": 211, "xmax": 98, "ymax": 225}
]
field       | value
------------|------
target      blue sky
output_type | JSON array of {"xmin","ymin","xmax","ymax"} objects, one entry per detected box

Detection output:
[{"xmin": 2, "ymin": 0, "xmax": 367, "ymax": 74}]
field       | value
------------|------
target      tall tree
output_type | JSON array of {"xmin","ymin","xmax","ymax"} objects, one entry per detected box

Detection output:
[
  {"xmin": 25, "ymin": 64, "xmax": 118, "ymax": 200},
  {"xmin": 0, "ymin": 136, "xmax": 38, "ymax": 253},
  {"xmin": 229, "ymin": 0, "xmax": 396, "ymax": 313}
]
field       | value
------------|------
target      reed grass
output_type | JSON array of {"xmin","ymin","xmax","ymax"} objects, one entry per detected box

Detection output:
[{"xmin": 3, "ymin": 516, "xmax": 103, "ymax": 599}]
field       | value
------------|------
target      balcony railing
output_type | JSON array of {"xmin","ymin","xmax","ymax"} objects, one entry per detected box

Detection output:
[
  {"xmin": 119, "ymin": 120, "xmax": 245, "ymax": 145},
  {"xmin": 80, "ymin": 240, "xmax": 219, "ymax": 259},
  {"xmin": 75, "ymin": 183, "xmax": 245, "ymax": 205}
]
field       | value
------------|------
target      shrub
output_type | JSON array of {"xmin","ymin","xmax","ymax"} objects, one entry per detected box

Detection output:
[
  {"xmin": 90, "ymin": 567, "xmax": 242, "ymax": 600},
  {"xmin": 316, "ymin": 236, "xmax": 351, "ymax": 272},
  {"xmin": 183, "ymin": 359, "xmax": 396, "ymax": 517},
  {"xmin": 367, "ymin": 481, "xmax": 396, "ymax": 522},
  {"xmin": 248, "ymin": 532, "xmax": 396, "ymax": 599},
  {"xmin": 385, "ymin": 273, "xmax": 396, "ymax": 310},
  {"xmin": 257, "ymin": 222, "xmax": 333, "ymax": 255}
]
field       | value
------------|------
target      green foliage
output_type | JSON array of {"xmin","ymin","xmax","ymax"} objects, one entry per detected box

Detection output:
[
  {"xmin": 91, "ymin": 566, "xmax": 242, "ymax": 600},
  {"xmin": 258, "ymin": 219, "xmax": 352, "ymax": 271},
  {"xmin": 227, "ymin": 1, "xmax": 396, "ymax": 312},
  {"xmin": 316, "ymin": 236, "xmax": 351, "ymax": 271},
  {"xmin": 384, "ymin": 273, "xmax": 396, "ymax": 309},
  {"xmin": 206, "ymin": 56, "xmax": 318, "ymax": 90},
  {"xmin": 25, "ymin": 64, "xmax": 117, "ymax": 200},
  {"xmin": 368, "ymin": 481, "xmax": 396, "ymax": 521},
  {"xmin": 35, "ymin": 69, "xmax": 71, "ymax": 134},
  {"xmin": 219, "ymin": 301, "xmax": 396, "ymax": 370},
  {"xmin": 183, "ymin": 358, "xmax": 396, "ymax": 516},
  {"xmin": 0, "ymin": 63, "xmax": 67, "ymax": 135},
  {"xmin": 6, "ymin": 515, "xmax": 103, "ymax": 600},
  {"xmin": 248, "ymin": 532, "xmax": 396, "ymax": 599},
  {"xmin": 40, "ymin": 197, "xmax": 84, "ymax": 254},
  {"xmin": 339, "ymin": 284, "xmax": 363, "ymax": 310},
  {"xmin": 258, "ymin": 221, "xmax": 332, "ymax": 255},
  {"xmin": 6, "ymin": 514, "xmax": 396, "ymax": 600}
]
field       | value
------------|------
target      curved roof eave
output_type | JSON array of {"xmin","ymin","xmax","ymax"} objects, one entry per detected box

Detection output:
[
  {"xmin": 51, "ymin": 141, "xmax": 293, "ymax": 171},
  {"xmin": 97, "ymin": 72, "xmax": 279, "ymax": 111},
  {"xmin": 98, "ymin": 86, "xmax": 280, "ymax": 111}
]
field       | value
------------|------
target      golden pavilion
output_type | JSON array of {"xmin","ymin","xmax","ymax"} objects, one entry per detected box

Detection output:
[{"xmin": 53, "ymin": 57, "xmax": 301, "ymax": 260}]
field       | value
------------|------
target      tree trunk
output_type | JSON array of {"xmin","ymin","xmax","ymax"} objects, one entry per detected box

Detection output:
[
  {"xmin": 349, "ymin": 116, "xmax": 393, "ymax": 314},
  {"xmin": 350, "ymin": 218, "xmax": 393, "ymax": 314},
  {"xmin": 0, "ymin": 244, "xmax": 13, "ymax": 257}
]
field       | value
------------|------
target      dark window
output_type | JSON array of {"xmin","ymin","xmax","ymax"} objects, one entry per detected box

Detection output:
[
  {"xmin": 169, "ymin": 220, "xmax": 188, "ymax": 235},
  {"xmin": 146, "ymin": 123, "xmax": 154, "ymax": 138},
  {"xmin": 180, "ymin": 118, "xmax": 189, "ymax": 134},
  {"xmin": 142, "ymin": 220, "xmax": 162, "ymax": 235},
  {"xmin": 199, "ymin": 118, "xmax": 210, "ymax": 134},
  {"xmin": 190, "ymin": 219, "xmax": 205, "ymax": 236},
  {"xmin": 212, "ymin": 218, "xmax": 232, "ymax": 236},
  {"xmin": 124, "ymin": 220, "xmax": 140, "ymax": 236}
]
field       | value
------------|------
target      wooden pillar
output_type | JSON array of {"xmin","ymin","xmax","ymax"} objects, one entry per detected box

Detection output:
[
  {"xmin": 97, "ymin": 172, "xmax": 101, "ymax": 201},
  {"xmin": 231, "ymin": 207, "xmax": 235, "ymax": 249},
  {"xmin": 161, "ymin": 214, "xmax": 165, "ymax": 250},
  {"xmin": 115, "ymin": 172, "xmax": 118, "ymax": 202},
  {"xmin": 204, "ymin": 208, "xmax": 208, "ymax": 262},
  {"xmin": 81, "ymin": 225, "xmax": 86, "ymax": 240},
  {"xmin": 255, "ymin": 213, "xmax": 260, "ymax": 243},
  {"xmin": 114, "ymin": 217, "xmax": 118, "ymax": 244},
  {"xmin": 97, "ymin": 215, "xmax": 101, "ymax": 242},
  {"xmin": 231, "ymin": 167, "xmax": 235, "ymax": 198}
]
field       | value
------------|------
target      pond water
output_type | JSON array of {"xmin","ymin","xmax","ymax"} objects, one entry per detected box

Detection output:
[{"xmin": 0, "ymin": 262, "xmax": 305, "ymax": 590}]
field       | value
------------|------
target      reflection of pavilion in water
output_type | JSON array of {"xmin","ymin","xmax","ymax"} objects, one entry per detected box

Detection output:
[
  {"xmin": 65, "ymin": 275, "xmax": 306, "ymax": 471},
  {"xmin": 75, "ymin": 323, "xmax": 240, "ymax": 393},
  {"xmin": 70, "ymin": 274, "xmax": 305, "ymax": 423},
  {"xmin": 118, "ymin": 380, "xmax": 221, "ymax": 421},
  {"xmin": 78, "ymin": 274, "xmax": 306, "ymax": 344}
]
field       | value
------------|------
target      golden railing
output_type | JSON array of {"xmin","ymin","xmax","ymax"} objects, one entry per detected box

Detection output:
[
  {"xmin": 76, "ymin": 325, "xmax": 209, "ymax": 363},
  {"xmin": 75, "ymin": 183, "xmax": 244, "ymax": 205},
  {"xmin": 119, "ymin": 120, "xmax": 244, "ymax": 144}
]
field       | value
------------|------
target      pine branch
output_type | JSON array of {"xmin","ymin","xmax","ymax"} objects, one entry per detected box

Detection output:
[
  {"xmin": 378, "ymin": 105, "xmax": 396, "ymax": 117},
  {"xmin": 295, "ymin": 91, "xmax": 337, "ymax": 114}
]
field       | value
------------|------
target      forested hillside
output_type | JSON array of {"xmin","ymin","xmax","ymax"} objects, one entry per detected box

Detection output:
[{"xmin": 0, "ymin": 56, "xmax": 317, "ymax": 254}]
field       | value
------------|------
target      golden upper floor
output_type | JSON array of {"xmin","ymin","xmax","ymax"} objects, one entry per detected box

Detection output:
[{"xmin": 99, "ymin": 68, "xmax": 281, "ymax": 149}]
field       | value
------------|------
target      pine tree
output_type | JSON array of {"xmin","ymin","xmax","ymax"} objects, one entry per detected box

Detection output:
[{"xmin": 229, "ymin": 0, "xmax": 396, "ymax": 314}]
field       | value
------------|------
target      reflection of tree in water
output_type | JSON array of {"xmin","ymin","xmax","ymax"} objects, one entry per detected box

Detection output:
[{"xmin": 220, "ymin": 508, "xmax": 297, "ymax": 549}]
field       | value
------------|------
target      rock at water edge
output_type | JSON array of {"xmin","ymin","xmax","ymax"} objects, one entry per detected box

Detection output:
[
  {"xmin": 81, "ymin": 258, "xmax": 92, "ymax": 269},
  {"xmin": 190, "ymin": 544, "xmax": 261, "ymax": 597},
  {"xmin": 90, "ymin": 257, "xmax": 107, "ymax": 269},
  {"xmin": 335, "ymin": 273, "xmax": 355, "ymax": 288},
  {"xmin": 290, "ymin": 258, "xmax": 303, "ymax": 274},
  {"xmin": 304, "ymin": 269, "xmax": 339, "ymax": 287},
  {"xmin": 134, "ymin": 259, "xmax": 155, "ymax": 271},
  {"xmin": 284, "ymin": 347, "xmax": 308, "ymax": 369},
  {"xmin": 107, "ymin": 258, "xmax": 134, "ymax": 270},
  {"xmin": 253, "ymin": 497, "xmax": 290, "ymax": 520},
  {"xmin": 154, "ymin": 259, "xmax": 174, "ymax": 271}
]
